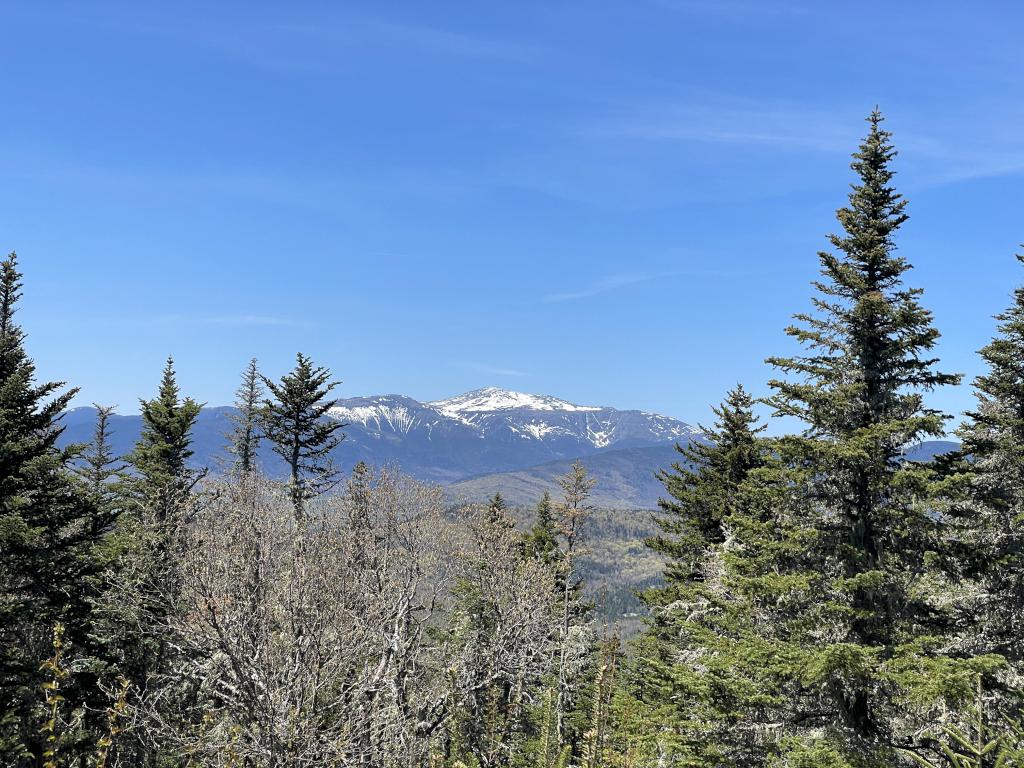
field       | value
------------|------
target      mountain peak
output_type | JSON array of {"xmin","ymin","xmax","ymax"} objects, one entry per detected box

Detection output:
[{"xmin": 428, "ymin": 387, "xmax": 601, "ymax": 416}]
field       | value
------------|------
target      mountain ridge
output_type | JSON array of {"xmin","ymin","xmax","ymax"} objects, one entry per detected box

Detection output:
[
  {"xmin": 57, "ymin": 390, "xmax": 959, "ymax": 509},
  {"xmin": 58, "ymin": 387, "xmax": 698, "ymax": 485}
]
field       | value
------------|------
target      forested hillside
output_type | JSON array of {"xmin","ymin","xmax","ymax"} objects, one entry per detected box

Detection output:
[{"xmin": 4, "ymin": 112, "xmax": 1024, "ymax": 767}]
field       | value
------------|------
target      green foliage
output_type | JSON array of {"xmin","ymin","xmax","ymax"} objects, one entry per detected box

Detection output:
[
  {"xmin": 0, "ymin": 252, "xmax": 111, "ymax": 764},
  {"xmin": 260, "ymin": 352, "xmax": 344, "ymax": 514},
  {"xmin": 614, "ymin": 385, "xmax": 769, "ymax": 766},
  {"xmin": 939, "ymin": 254, "xmax": 1024, "ymax": 701},
  {"xmin": 900, "ymin": 709, "xmax": 1024, "ymax": 767},
  {"xmin": 228, "ymin": 357, "xmax": 263, "ymax": 474},
  {"xmin": 127, "ymin": 356, "xmax": 202, "ymax": 519},
  {"xmin": 73, "ymin": 404, "xmax": 127, "ymax": 543},
  {"xmin": 734, "ymin": 110, "xmax": 975, "ymax": 762},
  {"xmin": 774, "ymin": 738, "xmax": 862, "ymax": 768},
  {"xmin": 646, "ymin": 384, "xmax": 766, "ymax": 602},
  {"xmin": 525, "ymin": 492, "xmax": 562, "ymax": 566}
]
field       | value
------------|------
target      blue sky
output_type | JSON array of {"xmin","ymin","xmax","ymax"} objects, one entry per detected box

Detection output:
[{"xmin": 2, "ymin": 1, "xmax": 1023, "ymax": 429}]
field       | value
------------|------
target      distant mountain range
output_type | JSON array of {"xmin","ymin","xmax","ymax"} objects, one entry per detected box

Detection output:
[
  {"xmin": 58, "ymin": 387, "xmax": 699, "ymax": 486},
  {"xmin": 56, "ymin": 388, "xmax": 959, "ymax": 509}
]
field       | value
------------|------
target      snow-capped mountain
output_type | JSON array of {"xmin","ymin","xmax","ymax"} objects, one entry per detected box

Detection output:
[
  {"xmin": 430, "ymin": 387, "xmax": 601, "ymax": 416},
  {"xmin": 58, "ymin": 388, "xmax": 698, "ymax": 485},
  {"xmin": 328, "ymin": 387, "xmax": 697, "ymax": 466},
  {"xmin": 57, "ymin": 388, "xmax": 956, "ymax": 500}
]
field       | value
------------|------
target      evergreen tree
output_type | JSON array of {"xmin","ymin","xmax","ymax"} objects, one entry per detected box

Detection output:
[
  {"xmin": 579, "ymin": 635, "xmax": 620, "ymax": 768},
  {"xmin": 128, "ymin": 356, "xmax": 203, "ymax": 522},
  {"xmin": 943, "ymin": 253, "xmax": 1024, "ymax": 708},
  {"xmin": 554, "ymin": 460, "xmax": 596, "ymax": 748},
  {"xmin": 71, "ymin": 405, "xmax": 129, "ymax": 702},
  {"xmin": 114, "ymin": 356, "xmax": 203, "ymax": 765},
  {"xmin": 346, "ymin": 460, "xmax": 373, "ymax": 529},
  {"xmin": 0, "ymin": 252, "xmax": 104, "ymax": 763},
  {"xmin": 228, "ymin": 357, "xmax": 263, "ymax": 474},
  {"xmin": 343, "ymin": 461, "xmax": 377, "ymax": 575},
  {"xmin": 526, "ymin": 492, "xmax": 561, "ymax": 566},
  {"xmin": 647, "ymin": 384, "xmax": 766, "ymax": 601},
  {"xmin": 261, "ymin": 352, "xmax": 345, "ymax": 515},
  {"xmin": 75, "ymin": 404, "xmax": 127, "ymax": 536},
  {"xmin": 445, "ymin": 496, "xmax": 536, "ymax": 768},
  {"xmin": 616, "ymin": 385, "xmax": 768, "ymax": 766},
  {"xmin": 487, "ymin": 491, "xmax": 516, "ymax": 531},
  {"xmin": 740, "ymin": 111, "xmax": 992, "ymax": 764}
]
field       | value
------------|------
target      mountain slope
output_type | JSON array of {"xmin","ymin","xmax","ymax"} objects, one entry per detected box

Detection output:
[
  {"xmin": 447, "ymin": 439, "xmax": 963, "ymax": 510},
  {"xmin": 448, "ymin": 445, "xmax": 684, "ymax": 509}
]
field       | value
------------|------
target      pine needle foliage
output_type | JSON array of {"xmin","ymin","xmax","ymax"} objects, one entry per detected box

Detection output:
[
  {"xmin": 228, "ymin": 357, "xmax": 263, "ymax": 474},
  {"xmin": 744, "ymin": 110, "xmax": 995, "ymax": 764},
  {"xmin": 127, "ymin": 356, "xmax": 203, "ymax": 521},
  {"xmin": 0, "ymin": 253, "xmax": 106, "ymax": 764},
  {"xmin": 260, "ymin": 352, "xmax": 344, "ymax": 515}
]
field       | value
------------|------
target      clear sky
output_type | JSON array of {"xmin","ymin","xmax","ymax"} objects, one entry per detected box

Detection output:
[{"xmin": 2, "ymin": 1, "xmax": 1022, "ymax": 428}]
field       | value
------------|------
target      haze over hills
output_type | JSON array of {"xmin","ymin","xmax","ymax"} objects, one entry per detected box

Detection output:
[
  {"xmin": 449, "ymin": 445, "xmax": 683, "ymax": 509},
  {"xmin": 447, "ymin": 440, "xmax": 961, "ymax": 510}
]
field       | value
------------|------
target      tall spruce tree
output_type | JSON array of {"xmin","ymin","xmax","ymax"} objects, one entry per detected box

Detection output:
[
  {"xmin": 128, "ymin": 356, "xmax": 203, "ymax": 522},
  {"xmin": 118, "ymin": 356, "xmax": 203, "ymax": 758},
  {"xmin": 227, "ymin": 357, "xmax": 263, "ymax": 474},
  {"xmin": 487, "ymin": 491, "xmax": 515, "ymax": 530},
  {"xmin": 346, "ymin": 460, "xmax": 373, "ymax": 529},
  {"xmin": 740, "ymin": 111, "xmax": 994, "ymax": 765},
  {"xmin": 616, "ymin": 385, "xmax": 768, "ymax": 766},
  {"xmin": 554, "ymin": 460, "xmax": 596, "ymax": 748},
  {"xmin": 261, "ymin": 353, "xmax": 345, "ymax": 515},
  {"xmin": 944, "ymin": 253, "xmax": 1024, "ymax": 709},
  {"xmin": 647, "ymin": 384, "xmax": 766, "ymax": 599},
  {"xmin": 0, "ymin": 252, "xmax": 104, "ymax": 763},
  {"xmin": 75, "ymin": 404, "xmax": 127, "ymax": 536}
]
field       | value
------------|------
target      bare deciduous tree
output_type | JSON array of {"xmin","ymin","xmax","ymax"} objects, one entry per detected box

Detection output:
[{"xmin": 126, "ymin": 466, "xmax": 565, "ymax": 767}]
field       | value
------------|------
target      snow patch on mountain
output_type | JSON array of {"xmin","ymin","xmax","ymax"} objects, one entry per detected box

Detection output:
[
  {"xmin": 429, "ymin": 386, "xmax": 601, "ymax": 418},
  {"xmin": 519, "ymin": 420, "xmax": 558, "ymax": 440},
  {"xmin": 326, "ymin": 388, "xmax": 697, "ymax": 456},
  {"xmin": 329, "ymin": 395, "xmax": 434, "ymax": 437}
]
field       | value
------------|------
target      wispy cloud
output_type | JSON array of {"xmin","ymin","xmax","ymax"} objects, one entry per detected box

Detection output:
[
  {"xmin": 586, "ymin": 95, "xmax": 1024, "ymax": 186},
  {"xmin": 463, "ymin": 362, "xmax": 531, "ymax": 378},
  {"xmin": 904, "ymin": 142, "xmax": 1024, "ymax": 187},
  {"xmin": 589, "ymin": 101, "xmax": 861, "ymax": 153},
  {"xmin": 543, "ymin": 272, "xmax": 675, "ymax": 302},
  {"xmin": 153, "ymin": 314, "xmax": 315, "ymax": 328},
  {"xmin": 150, "ymin": 14, "xmax": 543, "ymax": 74},
  {"xmin": 359, "ymin": 20, "xmax": 542, "ymax": 63},
  {"xmin": 544, "ymin": 265, "xmax": 771, "ymax": 303}
]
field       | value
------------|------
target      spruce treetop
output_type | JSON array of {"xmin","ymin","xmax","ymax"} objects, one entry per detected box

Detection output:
[
  {"xmin": 228, "ymin": 357, "xmax": 264, "ymax": 474},
  {"xmin": 0, "ymin": 252, "xmax": 78, "ymax": 463},
  {"xmin": 767, "ymin": 110, "xmax": 958, "ymax": 445},
  {"xmin": 526, "ymin": 491, "xmax": 561, "ymax": 565},
  {"xmin": 970, "ymin": 252, "xmax": 1024, "ymax": 421},
  {"xmin": 260, "ymin": 352, "xmax": 345, "ymax": 510},
  {"xmin": 649, "ymin": 383, "xmax": 765, "ymax": 585},
  {"xmin": 130, "ymin": 356, "xmax": 203, "ymax": 493}
]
